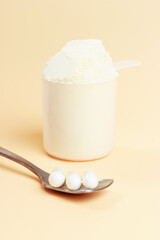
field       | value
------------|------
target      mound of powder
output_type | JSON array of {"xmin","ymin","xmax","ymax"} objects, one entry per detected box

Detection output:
[{"xmin": 42, "ymin": 39, "xmax": 118, "ymax": 84}]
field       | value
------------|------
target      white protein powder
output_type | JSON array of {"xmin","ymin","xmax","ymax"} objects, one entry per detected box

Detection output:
[{"xmin": 42, "ymin": 39, "xmax": 118, "ymax": 84}]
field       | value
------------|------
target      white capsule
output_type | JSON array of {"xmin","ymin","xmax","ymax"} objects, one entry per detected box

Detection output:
[
  {"xmin": 66, "ymin": 172, "xmax": 81, "ymax": 190},
  {"xmin": 54, "ymin": 167, "xmax": 65, "ymax": 175},
  {"xmin": 82, "ymin": 170, "xmax": 98, "ymax": 189},
  {"xmin": 48, "ymin": 168, "xmax": 65, "ymax": 188}
]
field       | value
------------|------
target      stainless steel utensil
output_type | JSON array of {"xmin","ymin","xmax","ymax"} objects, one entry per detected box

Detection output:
[{"xmin": 0, "ymin": 147, "xmax": 113, "ymax": 194}]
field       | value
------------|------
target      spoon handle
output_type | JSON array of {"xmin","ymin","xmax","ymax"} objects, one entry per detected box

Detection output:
[
  {"xmin": 0, "ymin": 147, "xmax": 48, "ymax": 181},
  {"xmin": 113, "ymin": 60, "xmax": 141, "ymax": 70}
]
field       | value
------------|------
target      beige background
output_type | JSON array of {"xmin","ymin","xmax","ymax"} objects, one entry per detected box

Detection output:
[{"xmin": 0, "ymin": 0, "xmax": 160, "ymax": 239}]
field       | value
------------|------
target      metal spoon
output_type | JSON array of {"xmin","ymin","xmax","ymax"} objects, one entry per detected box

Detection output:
[{"xmin": 0, "ymin": 147, "xmax": 113, "ymax": 194}]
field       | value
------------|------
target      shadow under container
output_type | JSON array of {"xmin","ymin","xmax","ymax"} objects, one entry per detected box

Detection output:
[{"xmin": 42, "ymin": 78, "xmax": 117, "ymax": 161}]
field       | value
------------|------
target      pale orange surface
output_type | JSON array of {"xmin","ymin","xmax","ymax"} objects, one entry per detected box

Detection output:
[{"xmin": 0, "ymin": 0, "xmax": 160, "ymax": 239}]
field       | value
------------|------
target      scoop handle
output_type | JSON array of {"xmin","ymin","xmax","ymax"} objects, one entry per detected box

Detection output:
[{"xmin": 113, "ymin": 60, "xmax": 141, "ymax": 70}]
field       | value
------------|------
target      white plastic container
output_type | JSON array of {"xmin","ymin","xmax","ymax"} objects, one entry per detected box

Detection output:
[{"xmin": 42, "ymin": 78, "xmax": 117, "ymax": 161}]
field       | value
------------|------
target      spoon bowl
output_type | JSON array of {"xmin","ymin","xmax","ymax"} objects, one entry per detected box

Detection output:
[{"xmin": 42, "ymin": 177, "xmax": 113, "ymax": 194}]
